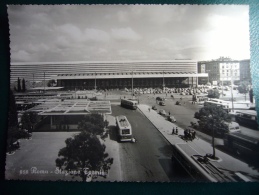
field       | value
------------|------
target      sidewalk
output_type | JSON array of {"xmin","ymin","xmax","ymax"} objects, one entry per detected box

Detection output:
[
  {"xmin": 138, "ymin": 104, "xmax": 259, "ymax": 181},
  {"xmin": 98, "ymin": 114, "xmax": 122, "ymax": 181}
]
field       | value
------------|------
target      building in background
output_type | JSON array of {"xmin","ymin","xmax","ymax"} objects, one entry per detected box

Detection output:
[
  {"xmin": 198, "ymin": 57, "xmax": 243, "ymax": 86},
  {"xmin": 239, "ymin": 59, "xmax": 251, "ymax": 83}
]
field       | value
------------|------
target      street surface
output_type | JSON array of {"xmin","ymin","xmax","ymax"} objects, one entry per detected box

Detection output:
[
  {"xmin": 5, "ymin": 89, "xmax": 259, "ymax": 182},
  {"xmin": 111, "ymin": 105, "xmax": 190, "ymax": 181}
]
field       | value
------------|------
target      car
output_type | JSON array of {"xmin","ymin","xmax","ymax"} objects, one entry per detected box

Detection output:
[
  {"xmin": 158, "ymin": 109, "xmax": 166, "ymax": 116},
  {"xmin": 156, "ymin": 97, "xmax": 163, "ymax": 101},
  {"xmin": 175, "ymin": 101, "xmax": 181, "ymax": 105},
  {"xmin": 152, "ymin": 105, "xmax": 157, "ymax": 110},
  {"xmin": 167, "ymin": 116, "xmax": 176, "ymax": 122},
  {"xmin": 159, "ymin": 101, "xmax": 165, "ymax": 106}
]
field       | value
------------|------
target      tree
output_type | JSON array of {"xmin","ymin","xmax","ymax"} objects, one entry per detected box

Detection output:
[
  {"xmin": 79, "ymin": 114, "xmax": 106, "ymax": 130},
  {"xmin": 21, "ymin": 112, "xmax": 38, "ymax": 132},
  {"xmin": 17, "ymin": 77, "xmax": 21, "ymax": 92},
  {"xmin": 7, "ymin": 90, "xmax": 20, "ymax": 151},
  {"xmin": 47, "ymin": 79, "xmax": 56, "ymax": 87},
  {"xmin": 207, "ymin": 89, "xmax": 220, "ymax": 99},
  {"xmin": 56, "ymin": 131, "xmax": 113, "ymax": 181},
  {"xmin": 8, "ymin": 90, "xmax": 18, "ymax": 128},
  {"xmin": 249, "ymin": 88, "xmax": 253, "ymax": 103},
  {"xmin": 196, "ymin": 104, "xmax": 231, "ymax": 159},
  {"xmin": 78, "ymin": 114, "xmax": 109, "ymax": 139},
  {"xmin": 22, "ymin": 78, "xmax": 26, "ymax": 92},
  {"xmin": 238, "ymin": 81, "xmax": 250, "ymax": 101}
]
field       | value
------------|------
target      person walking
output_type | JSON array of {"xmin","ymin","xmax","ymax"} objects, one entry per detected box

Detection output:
[
  {"xmin": 172, "ymin": 127, "xmax": 175, "ymax": 134},
  {"xmin": 169, "ymin": 111, "xmax": 170, "ymax": 116}
]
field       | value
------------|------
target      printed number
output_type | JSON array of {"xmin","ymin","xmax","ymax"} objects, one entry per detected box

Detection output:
[{"xmin": 20, "ymin": 170, "xmax": 29, "ymax": 175}]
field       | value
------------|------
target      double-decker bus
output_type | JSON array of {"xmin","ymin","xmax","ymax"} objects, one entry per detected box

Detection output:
[
  {"xmin": 121, "ymin": 98, "xmax": 138, "ymax": 110},
  {"xmin": 223, "ymin": 132, "xmax": 259, "ymax": 156},
  {"xmin": 204, "ymin": 99, "xmax": 231, "ymax": 112},
  {"xmin": 115, "ymin": 115, "xmax": 133, "ymax": 142},
  {"xmin": 235, "ymin": 110, "xmax": 258, "ymax": 129},
  {"xmin": 171, "ymin": 143, "xmax": 249, "ymax": 182}
]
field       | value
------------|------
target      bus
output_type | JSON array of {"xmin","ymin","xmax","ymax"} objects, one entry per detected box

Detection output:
[
  {"xmin": 204, "ymin": 99, "xmax": 231, "ymax": 112},
  {"xmin": 235, "ymin": 110, "xmax": 258, "ymax": 129},
  {"xmin": 171, "ymin": 143, "xmax": 248, "ymax": 182},
  {"xmin": 196, "ymin": 94, "xmax": 209, "ymax": 103},
  {"xmin": 115, "ymin": 115, "xmax": 133, "ymax": 142},
  {"xmin": 121, "ymin": 99, "xmax": 138, "ymax": 110},
  {"xmin": 224, "ymin": 132, "xmax": 259, "ymax": 156}
]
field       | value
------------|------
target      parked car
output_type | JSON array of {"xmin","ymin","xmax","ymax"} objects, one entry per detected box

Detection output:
[
  {"xmin": 156, "ymin": 97, "xmax": 163, "ymax": 101},
  {"xmin": 152, "ymin": 105, "xmax": 157, "ymax": 110},
  {"xmin": 167, "ymin": 115, "xmax": 176, "ymax": 123},
  {"xmin": 159, "ymin": 101, "xmax": 165, "ymax": 106},
  {"xmin": 158, "ymin": 109, "xmax": 167, "ymax": 116},
  {"xmin": 175, "ymin": 101, "xmax": 181, "ymax": 105}
]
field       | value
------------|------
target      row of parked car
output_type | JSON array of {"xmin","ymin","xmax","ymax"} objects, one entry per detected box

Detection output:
[{"xmin": 152, "ymin": 105, "xmax": 176, "ymax": 123}]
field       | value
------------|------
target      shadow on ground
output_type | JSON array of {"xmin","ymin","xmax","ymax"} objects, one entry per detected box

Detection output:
[
  {"xmin": 158, "ymin": 158, "xmax": 193, "ymax": 182},
  {"xmin": 108, "ymin": 125, "xmax": 118, "ymax": 142}
]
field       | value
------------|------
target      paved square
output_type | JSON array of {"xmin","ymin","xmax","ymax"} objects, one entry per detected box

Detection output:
[{"xmin": 5, "ymin": 132, "xmax": 81, "ymax": 181}]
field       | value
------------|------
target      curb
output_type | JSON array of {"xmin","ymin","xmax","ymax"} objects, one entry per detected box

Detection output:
[{"xmin": 137, "ymin": 105, "xmax": 180, "ymax": 145}]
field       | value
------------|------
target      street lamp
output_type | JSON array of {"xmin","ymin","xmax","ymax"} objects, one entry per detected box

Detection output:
[
  {"xmin": 132, "ymin": 69, "xmax": 134, "ymax": 98},
  {"xmin": 162, "ymin": 70, "xmax": 165, "ymax": 91},
  {"xmin": 206, "ymin": 70, "xmax": 210, "ymax": 85},
  {"xmin": 230, "ymin": 68, "xmax": 234, "ymax": 112},
  {"xmin": 94, "ymin": 72, "xmax": 97, "ymax": 92}
]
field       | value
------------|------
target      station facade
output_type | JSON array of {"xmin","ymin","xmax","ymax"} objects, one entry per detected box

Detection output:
[
  {"xmin": 11, "ymin": 60, "xmax": 208, "ymax": 90},
  {"xmin": 52, "ymin": 60, "xmax": 207, "ymax": 90}
]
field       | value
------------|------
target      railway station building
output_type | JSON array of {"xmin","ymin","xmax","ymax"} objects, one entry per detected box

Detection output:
[{"xmin": 11, "ymin": 60, "xmax": 208, "ymax": 90}]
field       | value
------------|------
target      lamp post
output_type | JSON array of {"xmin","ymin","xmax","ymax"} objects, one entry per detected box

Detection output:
[
  {"xmin": 230, "ymin": 68, "xmax": 234, "ymax": 112},
  {"xmin": 44, "ymin": 72, "xmax": 45, "ymax": 93},
  {"xmin": 206, "ymin": 70, "xmax": 210, "ymax": 85},
  {"xmin": 132, "ymin": 69, "xmax": 134, "ymax": 98},
  {"xmin": 162, "ymin": 70, "xmax": 165, "ymax": 92},
  {"xmin": 32, "ymin": 73, "xmax": 35, "ymax": 88},
  {"xmin": 94, "ymin": 72, "xmax": 97, "ymax": 92}
]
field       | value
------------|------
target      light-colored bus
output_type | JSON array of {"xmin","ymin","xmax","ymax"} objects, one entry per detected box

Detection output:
[
  {"xmin": 121, "ymin": 98, "xmax": 138, "ymax": 110},
  {"xmin": 204, "ymin": 99, "xmax": 231, "ymax": 112},
  {"xmin": 235, "ymin": 110, "xmax": 258, "ymax": 129},
  {"xmin": 116, "ymin": 115, "xmax": 133, "ymax": 142},
  {"xmin": 171, "ymin": 143, "xmax": 248, "ymax": 182}
]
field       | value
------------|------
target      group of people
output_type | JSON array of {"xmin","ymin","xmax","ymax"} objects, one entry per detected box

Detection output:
[
  {"xmin": 172, "ymin": 127, "xmax": 178, "ymax": 135},
  {"xmin": 184, "ymin": 128, "xmax": 196, "ymax": 141}
]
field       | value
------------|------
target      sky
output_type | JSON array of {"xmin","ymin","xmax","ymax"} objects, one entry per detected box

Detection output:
[{"xmin": 8, "ymin": 5, "xmax": 250, "ymax": 62}]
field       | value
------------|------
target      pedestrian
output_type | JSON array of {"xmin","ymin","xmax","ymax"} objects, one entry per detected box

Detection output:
[
  {"xmin": 169, "ymin": 111, "xmax": 170, "ymax": 116},
  {"xmin": 193, "ymin": 131, "xmax": 196, "ymax": 140},
  {"xmin": 175, "ymin": 127, "xmax": 178, "ymax": 135},
  {"xmin": 172, "ymin": 127, "xmax": 175, "ymax": 134},
  {"xmin": 148, "ymin": 108, "xmax": 150, "ymax": 112}
]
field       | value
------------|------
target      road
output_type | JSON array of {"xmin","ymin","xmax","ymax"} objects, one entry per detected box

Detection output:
[{"xmin": 110, "ymin": 105, "xmax": 191, "ymax": 182}]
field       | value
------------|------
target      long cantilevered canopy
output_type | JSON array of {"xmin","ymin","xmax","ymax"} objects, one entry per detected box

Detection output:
[{"xmin": 27, "ymin": 100, "xmax": 112, "ymax": 115}]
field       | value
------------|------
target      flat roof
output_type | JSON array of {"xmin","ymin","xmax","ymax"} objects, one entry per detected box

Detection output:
[
  {"xmin": 236, "ymin": 110, "xmax": 257, "ymax": 116},
  {"xmin": 29, "ymin": 87, "xmax": 64, "ymax": 90},
  {"xmin": 31, "ymin": 100, "xmax": 112, "ymax": 115},
  {"xmin": 11, "ymin": 59, "xmax": 197, "ymax": 65}
]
